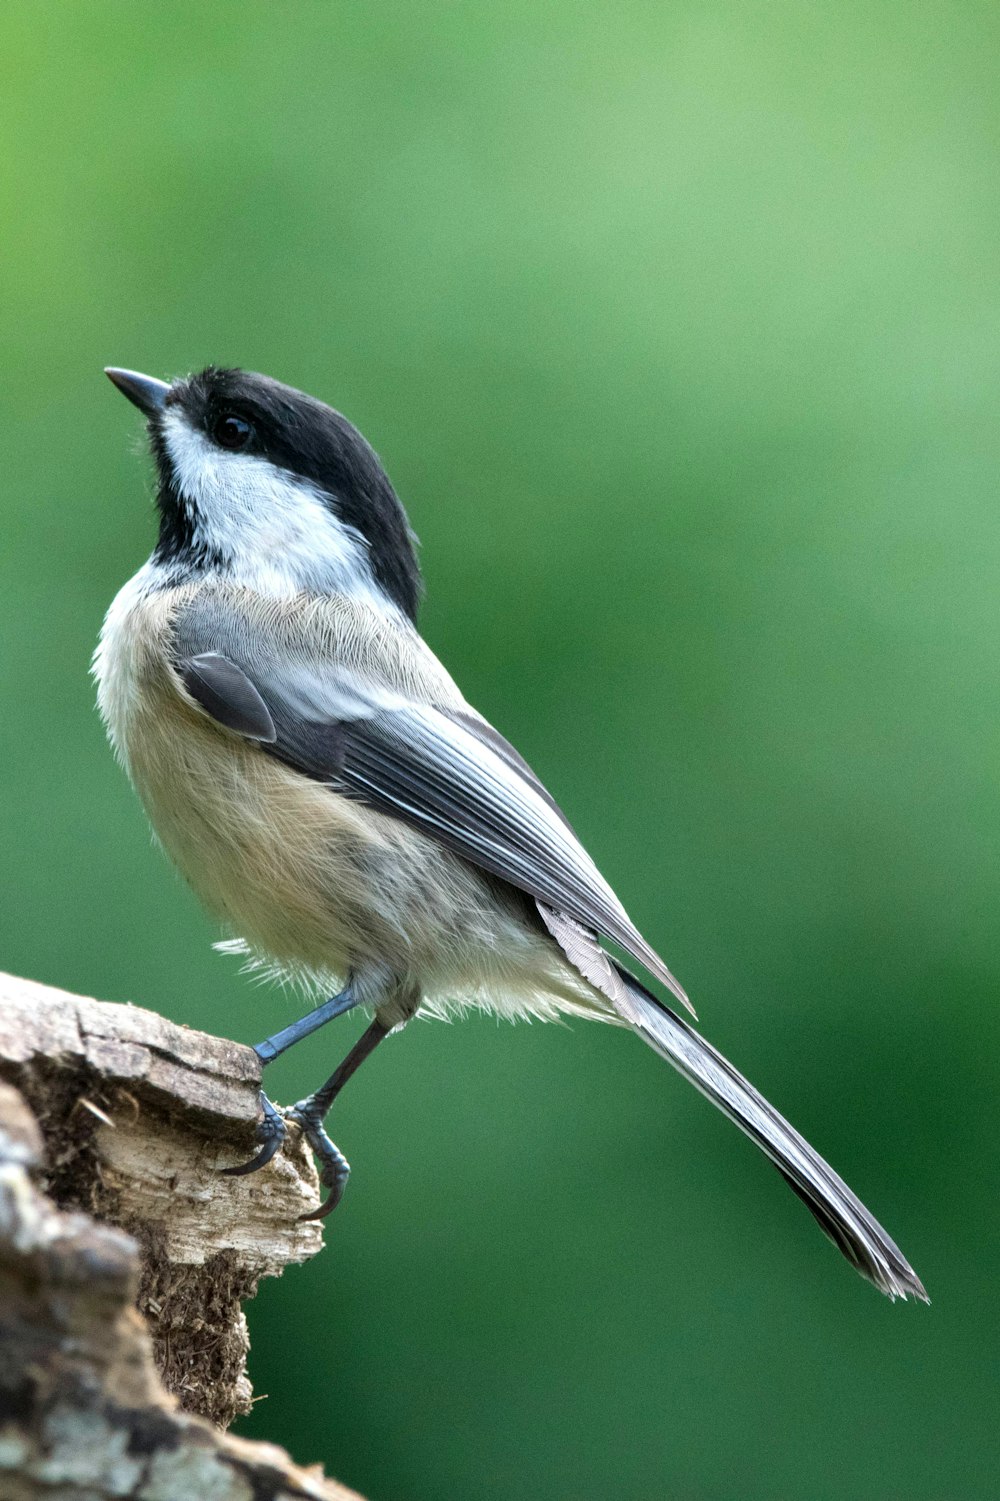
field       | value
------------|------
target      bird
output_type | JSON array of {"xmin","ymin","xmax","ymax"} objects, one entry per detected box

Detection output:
[{"xmin": 94, "ymin": 363, "xmax": 926, "ymax": 1302}]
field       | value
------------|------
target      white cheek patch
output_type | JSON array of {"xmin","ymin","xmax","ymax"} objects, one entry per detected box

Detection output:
[{"xmin": 161, "ymin": 413, "xmax": 380, "ymax": 600}]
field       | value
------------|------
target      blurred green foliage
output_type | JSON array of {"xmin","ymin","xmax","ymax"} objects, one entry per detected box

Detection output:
[{"xmin": 2, "ymin": 4, "xmax": 998, "ymax": 1497}]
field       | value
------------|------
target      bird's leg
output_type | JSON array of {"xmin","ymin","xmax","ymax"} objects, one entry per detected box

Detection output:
[
  {"xmin": 286, "ymin": 1018, "xmax": 394, "ymax": 1220},
  {"xmin": 222, "ymin": 982, "xmax": 360, "ymax": 1178},
  {"xmin": 251, "ymin": 982, "xmax": 361, "ymax": 1063}
]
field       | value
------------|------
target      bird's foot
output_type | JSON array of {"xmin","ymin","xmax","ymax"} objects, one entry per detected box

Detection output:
[
  {"xmin": 221, "ymin": 1015, "xmax": 391, "ymax": 1208},
  {"xmin": 283, "ymin": 1094, "xmax": 351, "ymax": 1220},
  {"xmin": 221, "ymin": 1091, "xmax": 350, "ymax": 1218},
  {"xmin": 221, "ymin": 1090, "xmax": 287, "ymax": 1176}
]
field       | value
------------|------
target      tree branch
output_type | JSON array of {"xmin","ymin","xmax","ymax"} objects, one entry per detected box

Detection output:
[{"xmin": 0, "ymin": 971, "xmax": 365, "ymax": 1501}]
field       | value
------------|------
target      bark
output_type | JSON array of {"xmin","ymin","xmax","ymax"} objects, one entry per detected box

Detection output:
[{"xmin": 0, "ymin": 971, "xmax": 364, "ymax": 1501}]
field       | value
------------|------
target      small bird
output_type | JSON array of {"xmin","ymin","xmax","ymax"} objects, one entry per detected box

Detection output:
[{"xmin": 95, "ymin": 364, "xmax": 926, "ymax": 1301}]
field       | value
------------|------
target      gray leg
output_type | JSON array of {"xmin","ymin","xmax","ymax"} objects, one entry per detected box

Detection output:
[
  {"xmin": 223, "ymin": 982, "xmax": 361, "ymax": 1178},
  {"xmin": 224, "ymin": 975, "xmax": 414, "ymax": 1208},
  {"xmin": 252, "ymin": 982, "xmax": 360, "ymax": 1063},
  {"xmin": 286, "ymin": 1018, "xmax": 393, "ymax": 1220}
]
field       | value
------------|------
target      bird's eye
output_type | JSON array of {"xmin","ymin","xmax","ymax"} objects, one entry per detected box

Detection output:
[{"xmin": 212, "ymin": 412, "xmax": 252, "ymax": 451}]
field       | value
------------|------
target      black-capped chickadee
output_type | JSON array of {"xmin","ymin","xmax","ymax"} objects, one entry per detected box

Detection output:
[{"xmin": 95, "ymin": 364, "xmax": 925, "ymax": 1301}]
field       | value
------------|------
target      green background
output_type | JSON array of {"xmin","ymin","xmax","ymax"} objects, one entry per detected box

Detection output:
[{"xmin": 2, "ymin": 5, "xmax": 997, "ymax": 1497}]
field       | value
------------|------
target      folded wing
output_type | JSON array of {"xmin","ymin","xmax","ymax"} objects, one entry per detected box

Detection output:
[{"xmin": 172, "ymin": 596, "xmax": 691, "ymax": 1012}]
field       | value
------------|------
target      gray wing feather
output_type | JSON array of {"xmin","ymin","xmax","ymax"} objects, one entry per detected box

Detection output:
[
  {"xmin": 271, "ymin": 701, "xmax": 691, "ymax": 1011},
  {"xmin": 179, "ymin": 653, "xmax": 276, "ymax": 742}
]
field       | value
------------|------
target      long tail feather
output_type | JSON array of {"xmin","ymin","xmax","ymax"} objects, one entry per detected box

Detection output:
[{"xmin": 614, "ymin": 962, "xmax": 927, "ymax": 1302}]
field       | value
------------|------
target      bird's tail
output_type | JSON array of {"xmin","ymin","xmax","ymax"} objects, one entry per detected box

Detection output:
[{"xmin": 613, "ymin": 962, "xmax": 927, "ymax": 1302}]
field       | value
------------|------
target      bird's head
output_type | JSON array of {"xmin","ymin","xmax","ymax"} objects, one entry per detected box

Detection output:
[{"xmin": 106, "ymin": 365, "xmax": 422, "ymax": 619}]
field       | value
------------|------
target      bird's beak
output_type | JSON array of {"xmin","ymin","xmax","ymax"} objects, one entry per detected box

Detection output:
[{"xmin": 104, "ymin": 367, "xmax": 171, "ymax": 417}]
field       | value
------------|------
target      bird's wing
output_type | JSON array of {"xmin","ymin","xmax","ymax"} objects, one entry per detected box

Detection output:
[{"xmin": 171, "ymin": 594, "xmax": 690, "ymax": 1013}]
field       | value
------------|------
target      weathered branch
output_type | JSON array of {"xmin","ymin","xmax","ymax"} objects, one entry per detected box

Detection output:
[{"xmin": 0, "ymin": 972, "xmax": 364, "ymax": 1500}]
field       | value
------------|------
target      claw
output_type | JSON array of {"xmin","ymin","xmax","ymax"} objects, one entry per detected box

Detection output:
[
  {"xmin": 221, "ymin": 1091, "xmax": 286, "ymax": 1177},
  {"xmin": 286, "ymin": 1096, "xmax": 351, "ymax": 1219},
  {"xmin": 298, "ymin": 1185, "xmax": 346, "ymax": 1221}
]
